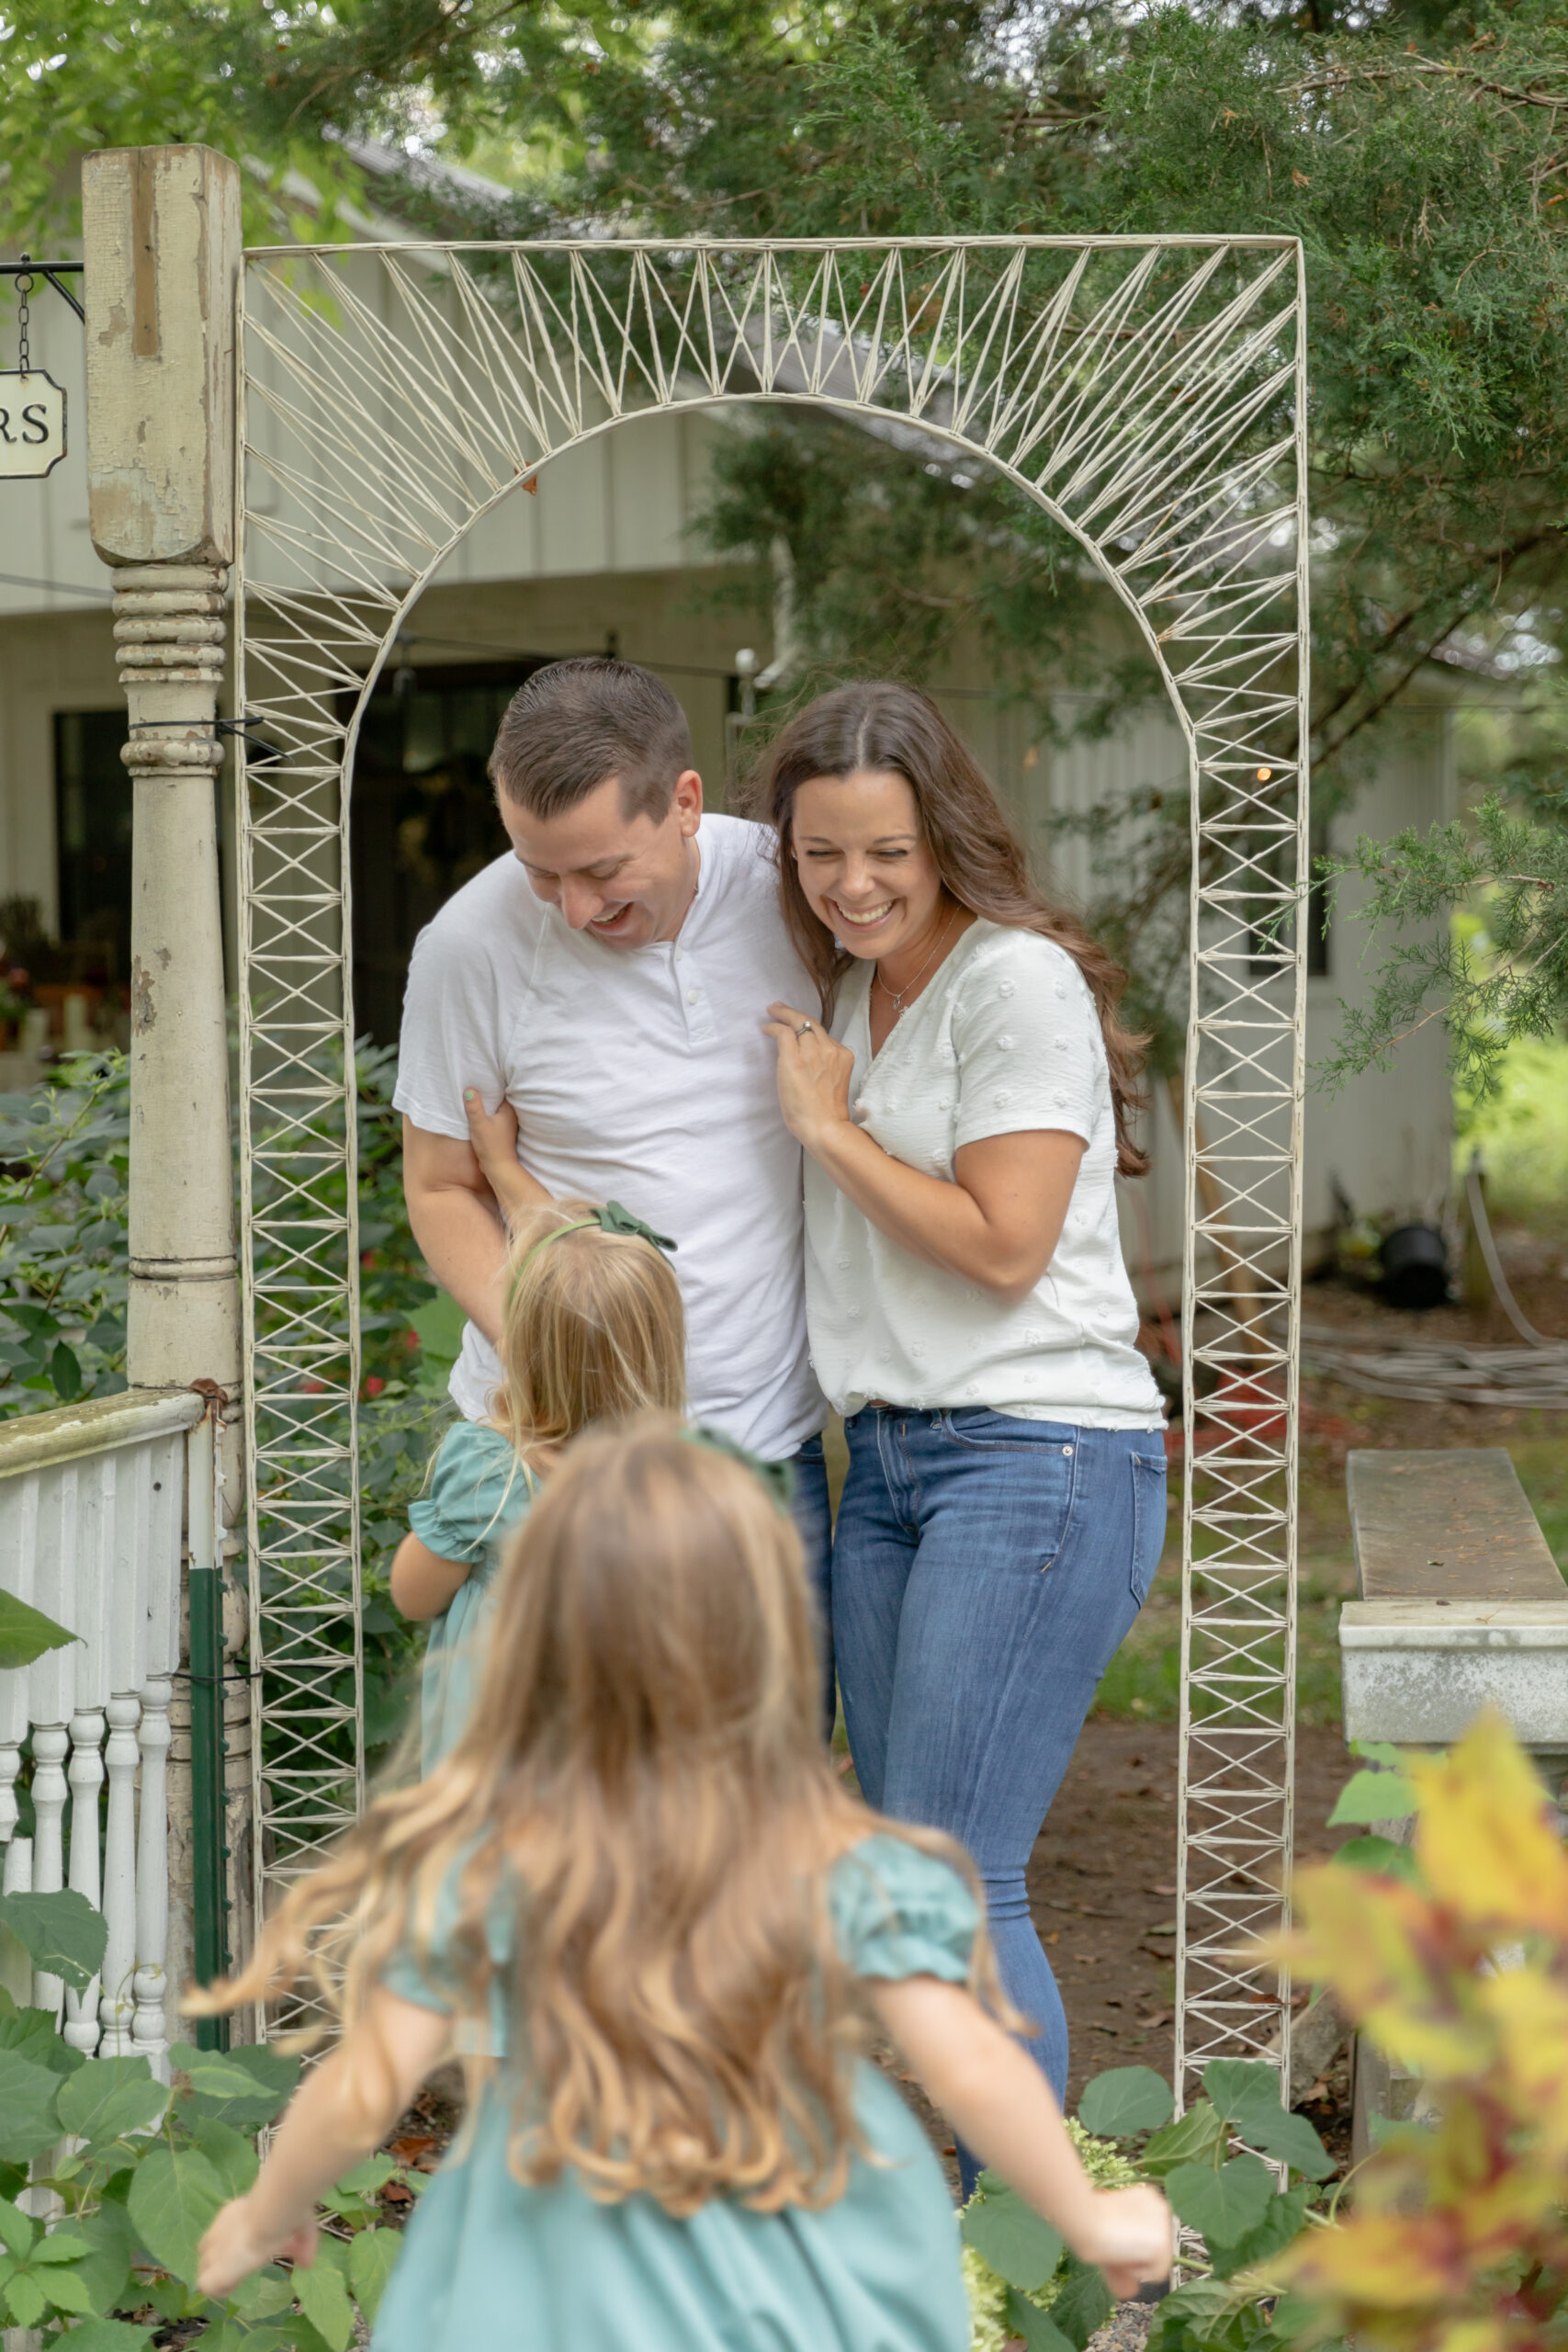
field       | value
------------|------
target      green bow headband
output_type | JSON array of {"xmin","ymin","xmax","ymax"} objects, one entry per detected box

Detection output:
[{"xmin": 513, "ymin": 1200, "xmax": 678, "ymax": 1287}]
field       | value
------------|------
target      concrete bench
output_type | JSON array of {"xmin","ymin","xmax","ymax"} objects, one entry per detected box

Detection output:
[{"xmin": 1338, "ymin": 1447, "xmax": 1568, "ymax": 2155}]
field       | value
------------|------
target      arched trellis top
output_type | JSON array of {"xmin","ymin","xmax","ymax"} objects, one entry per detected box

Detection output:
[{"xmin": 234, "ymin": 233, "xmax": 1310, "ymax": 2096}]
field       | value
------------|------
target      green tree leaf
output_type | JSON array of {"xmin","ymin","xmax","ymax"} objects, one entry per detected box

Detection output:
[
  {"xmin": 0, "ymin": 1889, "xmax": 108, "ymax": 1992},
  {"xmin": 293, "ymin": 2237, "xmax": 357, "ymax": 2352},
  {"xmin": 170, "ymin": 2041, "xmax": 298, "ymax": 2127},
  {"xmin": 0, "ymin": 1991, "xmax": 85, "ymax": 2077},
  {"xmin": 126, "ymin": 2143, "xmax": 228, "ymax": 2285},
  {"xmin": 56, "ymin": 2055, "xmax": 167, "ymax": 2146},
  {"xmin": 4, "ymin": 2265, "xmax": 48, "ymax": 2327},
  {"xmin": 1077, "ymin": 2065, "xmax": 1174, "ymax": 2138},
  {"xmin": 1145, "ymin": 2278, "xmax": 1234, "ymax": 2352},
  {"xmin": 38, "ymin": 2260, "xmax": 95, "ymax": 2314},
  {"xmin": 1332, "ymin": 1835, "xmax": 1420, "ymax": 1884},
  {"xmin": 0, "ymin": 1587, "xmax": 76, "ymax": 1669},
  {"xmin": 49, "ymin": 1341, "xmax": 83, "ymax": 1402},
  {"xmin": 1005, "ymin": 2287, "xmax": 1077, "ymax": 2352},
  {"xmin": 67, "ymin": 2197, "xmax": 141, "ymax": 2316},
  {"xmin": 1138, "ymin": 2101, "xmax": 1227, "ymax": 2179},
  {"xmin": 192, "ymin": 2117, "xmax": 261, "ymax": 2201},
  {"xmin": 1202, "ymin": 2060, "xmax": 1335, "ymax": 2180},
  {"xmin": 1165, "ymin": 2154, "xmax": 1277, "ymax": 2249},
  {"xmin": 1327, "ymin": 1769, "xmax": 1418, "ymax": 1826},
  {"xmin": 1049, "ymin": 2255, "xmax": 1114, "ymax": 2350},
  {"xmin": 0, "ymin": 2046, "xmax": 64, "ymax": 2162},
  {"xmin": 960, "ymin": 2181, "xmax": 1065, "ymax": 2293},
  {"xmin": 40, "ymin": 2322, "xmax": 155, "ymax": 2352},
  {"xmin": 0, "ymin": 2198, "xmax": 33, "ymax": 2258},
  {"xmin": 1210, "ymin": 2184, "xmax": 1312, "ymax": 2282},
  {"xmin": 346, "ymin": 2225, "xmax": 401, "ymax": 2326}
]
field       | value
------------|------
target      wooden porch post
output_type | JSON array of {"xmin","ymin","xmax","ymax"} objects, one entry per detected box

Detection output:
[{"xmin": 81, "ymin": 144, "xmax": 250, "ymax": 2033}]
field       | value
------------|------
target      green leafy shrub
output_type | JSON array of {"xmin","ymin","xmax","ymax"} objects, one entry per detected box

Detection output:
[
  {"xmin": 0, "ymin": 2002, "xmax": 423, "ymax": 2348},
  {"xmin": 0, "ymin": 1053, "xmax": 132, "ymax": 1413},
  {"xmin": 960, "ymin": 2060, "xmax": 1331, "ymax": 2352}
]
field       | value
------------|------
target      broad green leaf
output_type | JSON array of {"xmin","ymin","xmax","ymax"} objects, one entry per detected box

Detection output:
[
  {"xmin": 56, "ymin": 2055, "xmax": 166, "ymax": 2146},
  {"xmin": 50, "ymin": 1341, "xmax": 83, "ymax": 1403},
  {"xmin": 293, "ymin": 2236, "xmax": 356, "ymax": 2352},
  {"xmin": 0, "ymin": 2045, "xmax": 64, "ymax": 2161},
  {"xmin": 333, "ymin": 2152, "xmax": 397, "ymax": 2196},
  {"xmin": 1350, "ymin": 1741, "xmax": 1410, "ymax": 1771},
  {"xmin": 227, "ymin": 2263, "xmax": 298, "ymax": 2319},
  {"xmin": 0, "ymin": 1587, "xmax": 76, "ymax": 1669},
  {"xmin": 1139, "ymin": 2100, "xmax": 1227, "ymax": 2179},
  {"xmin": 347, "ymin": 2225, "xmax": 401, "ymax": 2325},
  {"xmin": 1327, "ymin": 1768, "xmax": 1417, "ymax": 1826},
  {"xmin": 1202, "ymin": 2060, "xmax": 1334, "ymax": 2179},
  {"xmin": 1005, "ymin": 2288, "xmax": 1077, "ymax": 2352},
  {"xmin": 0, "ymin": 1890, "xmax": 107, "ymax": 1992},
  {"xmin": 31, "ymin": 2227, "xmax": 91, "ymax": 2263},
  {"xmin": 1077, "ymin": 2065, "xmax": 1174, "ymax": 2138},
  {"xmin": 0, "ymin": 2197, "xmax": 32, "ymax": 2258},
  {"xmin": 68, "ymin": 2198, "xmax": 141, "ymax": 2315},
  {"xmin": 40, "ymin": 2322, "xmax": 155, "ymax": 2352},
  {"xmin": 1145, "ymin": 2278, "xmax": 1234, "ymax": 2352},
  {"xmin": 1049, "ymin": 2255, "xmax": 1114, "ymax": 2350},
  {"xmin": 1165, "ymin": 2154, "xmax": 1276, "ymax": 2248},
  {"xmin": 960, "ymin": 2181, "xmax": 1064, "ymax": 2293},
  {"xmin": 1202, "ymin": 2060, "xmax": 1286, "ymax": 2123},
  {"xmin": 170, "ymin": 2041, "xmax": 297, "ymax": 2127},
  {"xmin": 1333, "ymin": 1834, "xmax": 1420, "ymax": 1883},
  {"xmin": 1211, "ymin": 2185, "xmax": 1312, "ymax": 2282},
  {"xmin": 0, "ymin": 1995, "xmax": 85, "ymax": 2078},
  {"xmin": 193, "ymin": 2117, "xmax": 260, "ymax": 2201},
  {"xmin": 39, "ymin": 2261, "xmax": 95, "ymax": 2314},
  {"xmin": 127, "ymin": 2143, "xmax": 228, "ymax": 2284},
  {"xmin": 4, "ymin": 2266, "xmax": 48, "ymax": 2327}
]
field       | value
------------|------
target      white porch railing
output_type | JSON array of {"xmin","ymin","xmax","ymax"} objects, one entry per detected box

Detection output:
[{"xmin": 0, "ymin": 1387, "xmax": 205, "ymax": 2066}]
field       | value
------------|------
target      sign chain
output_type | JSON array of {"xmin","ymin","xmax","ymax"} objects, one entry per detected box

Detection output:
[{"xmin": 15, "ymin": 259, "xmax": 30, "ymax": 377}]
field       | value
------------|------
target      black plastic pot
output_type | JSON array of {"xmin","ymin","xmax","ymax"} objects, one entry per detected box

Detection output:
[{"xmin": 1379, "ymin": 1222, "xmax": 1449, "ymax": 1311}]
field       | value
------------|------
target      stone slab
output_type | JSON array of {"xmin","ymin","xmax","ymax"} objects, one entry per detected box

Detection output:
[{"xmin": 1347, "ymin": 1447, "xmax": 1565, "ymax": 1603}]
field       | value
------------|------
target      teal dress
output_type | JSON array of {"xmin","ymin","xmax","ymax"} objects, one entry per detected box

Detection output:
[
  {"xmin": 409, "ymin": 1422, "xmax": 535, "ymax": 1774},
  {"xmin": 375, "ymin": 1835, "xmax": 976, "ymax": 2352}
]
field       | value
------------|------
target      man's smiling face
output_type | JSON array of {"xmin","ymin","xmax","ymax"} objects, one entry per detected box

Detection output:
[{"xmin": 500, "ymin": 769, "xmax": 704, "ymax": 950}]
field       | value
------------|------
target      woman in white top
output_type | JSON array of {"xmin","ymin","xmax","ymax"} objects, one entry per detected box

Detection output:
[{"xmin": 758, "ymin": 684, "xmax": 1166, "ymax": 2188}]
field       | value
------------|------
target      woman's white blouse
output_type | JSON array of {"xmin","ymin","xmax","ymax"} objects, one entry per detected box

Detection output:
[{"xmin": 803, "ymin": 920, "xmax": 1165, "ymax": 1429}]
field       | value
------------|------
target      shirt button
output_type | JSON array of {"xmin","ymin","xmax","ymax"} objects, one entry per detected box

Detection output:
[{"xmin": 687, "ymin": 986, "xmax": 700, "ymax": 1004}]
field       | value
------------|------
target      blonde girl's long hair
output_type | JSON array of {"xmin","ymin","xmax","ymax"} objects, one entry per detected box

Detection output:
[
  {"xmin": 490, "ymin": 1201, "xmax": 687, "ymax": 1476},
  {"xmin": 199, "ymin": 1420, "xmax": 1011, "ymax": 2213},
  {"xmin": 752, "ymin": 680, "xmax": 1151, "ymax": 1178}
]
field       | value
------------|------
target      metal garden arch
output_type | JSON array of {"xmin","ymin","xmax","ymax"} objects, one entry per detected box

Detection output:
[{"xmin": 233, "ymin": 234, "xmax": 1310, "ymax": 2091}]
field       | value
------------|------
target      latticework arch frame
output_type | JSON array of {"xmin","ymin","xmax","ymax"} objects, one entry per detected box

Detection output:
[{"xmin": 235, "ymin": 234, "xmax": 1310, "ymax": 2088}]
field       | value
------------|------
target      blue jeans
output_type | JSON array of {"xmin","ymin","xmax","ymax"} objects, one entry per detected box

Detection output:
[
  {"xmin": 785, "ymin": 1432, "xmax": 833, "ymax": 1728},
  {"xmin": 834, "ymin": 1409, "xmax": 1167, "ymax": 2188}
]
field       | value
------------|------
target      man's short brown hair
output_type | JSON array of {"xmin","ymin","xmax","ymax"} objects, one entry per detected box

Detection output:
[{"xmin": 490, "ymin": 658, "xmax": 692, "ymax": 823}]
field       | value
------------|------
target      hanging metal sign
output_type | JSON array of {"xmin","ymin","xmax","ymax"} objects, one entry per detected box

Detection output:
[
  {"xmin": 1, "ymin": 265, "xmax": 67, "ymax": 480},
  {"xmin": 0, "ymin": 372, "xmax": 66, "ymax": 480}
]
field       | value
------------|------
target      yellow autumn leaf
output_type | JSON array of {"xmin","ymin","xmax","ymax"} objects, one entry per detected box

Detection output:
[
  {"xmin": 1430, "ymin": 2320, "xmax": 1513, "ymax": 2352},
  {"xmin": 1277, "ymin": 2211, "xmax": 1459, "ymax": 2308},
  {"xmin": 1280, "ymin": 1867, "xmax": 1492, "ymax": 2079},
  {"xmin": 1411, "ymin": 1714, "xmax": 1568, "ymax": 1938},
  {"xmin": 1478, "ymin": 1965, "xmax": 1568, "ymax": 2159}
]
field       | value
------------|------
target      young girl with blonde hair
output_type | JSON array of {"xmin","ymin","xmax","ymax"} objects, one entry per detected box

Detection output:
[
  {"xmin": 197, "ymin": 1420, "xmax": 1169, "ymax": 2352},
  {"xmin": 392, "ymin": 1198, "xmax": 684, "ymax": 1769}
]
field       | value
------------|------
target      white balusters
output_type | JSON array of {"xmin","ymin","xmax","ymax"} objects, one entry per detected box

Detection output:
[
  {"xmin": 63, "ymin": 1706, "xmax": 107, "ymax": 2053},
  {"xmin": 133, "ymin": 1674, "xmax": 172, "ymax": 2071},
  {"xmin": 98, "ymin": 1693, "xmax": 141, "ymax": 2055},
  {"xmin": 0, "ymin": 1832, "xmax": 32, "ymax": 2007},
  {"xmin": 0, "ymin": 1741, "xmax": 19, "ymax": 1844},
  {"xmin": 29, "ymin": 1723, "xmax": 69, "ymax": 2020}
]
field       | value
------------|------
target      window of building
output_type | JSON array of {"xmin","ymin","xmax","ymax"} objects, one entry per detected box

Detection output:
[
  {"xmin": 347, "ymin": 662, "xmax": 544, "ymax": 1046},
  {"xmin": 53, "ymin": 709, "xmax": 133, "ymax": 985}
]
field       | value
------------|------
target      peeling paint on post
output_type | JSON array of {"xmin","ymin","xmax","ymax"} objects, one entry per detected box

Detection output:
[{"xmin": 83, "ymin": 144, "xmax": 251, "ymax": 2030}]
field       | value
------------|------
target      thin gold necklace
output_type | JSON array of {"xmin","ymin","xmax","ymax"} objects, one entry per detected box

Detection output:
[{"xmin": 874, "ymin": 908, "xmax": 957, "ymax": 1021}]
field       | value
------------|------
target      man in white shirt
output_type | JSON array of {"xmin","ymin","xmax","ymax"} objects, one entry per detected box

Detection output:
[{"xmin": 394, "ymin": 658, "xmax": 830, "ymax": 1631}]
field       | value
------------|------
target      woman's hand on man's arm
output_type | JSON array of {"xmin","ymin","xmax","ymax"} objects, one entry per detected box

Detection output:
[{"xmin": 761, "ymin": 1006, "xmax": 1083, "ymax": 1303}]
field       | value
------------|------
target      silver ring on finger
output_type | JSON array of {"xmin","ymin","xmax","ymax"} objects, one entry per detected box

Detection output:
[{"xmin": 797, "ymin": 1021, "xmax": 813, "ymax": 1037}]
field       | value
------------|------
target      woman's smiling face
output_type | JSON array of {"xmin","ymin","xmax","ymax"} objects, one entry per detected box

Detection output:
[{"xmin": 790, "ymin": 769, "xmax": 946, "ymax": 962}]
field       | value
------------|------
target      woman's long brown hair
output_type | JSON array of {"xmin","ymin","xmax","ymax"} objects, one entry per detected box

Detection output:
[
  {"xmin": 197, "ymin": 1420, "xmax": 1012, "ymax": 2213},
  {"xmin": 752, "ymin": 681, "xmax": 1150, "ymax": 1177}
]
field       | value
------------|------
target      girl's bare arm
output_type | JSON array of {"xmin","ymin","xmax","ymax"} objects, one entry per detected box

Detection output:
[
  {"xmin": 872, "ymin": 1975, "xmax": 1172, "ymax": 2297},
  {"xmin": 389, "ymin": 1532, "xmax": 471, "ymax": 1621},
  {"xmin": 197, "ymin": 1992, "xmax": 451, "ymax": 2297}
]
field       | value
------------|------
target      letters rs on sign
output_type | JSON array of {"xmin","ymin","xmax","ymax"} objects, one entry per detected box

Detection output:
[{"xmin": 0, "ymin": 372, "xmax": 66, "ymax": 481}]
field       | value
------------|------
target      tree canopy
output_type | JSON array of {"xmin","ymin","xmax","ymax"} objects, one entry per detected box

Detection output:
[{"xmin": 6, "ymin": 0, "xmax": 1566, "ymax": 1079}]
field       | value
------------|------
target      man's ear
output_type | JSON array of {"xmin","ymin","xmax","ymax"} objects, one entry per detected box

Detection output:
[{"xmin": 671, "ymin": 769, "xmax": 704, "ymax": 835}]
